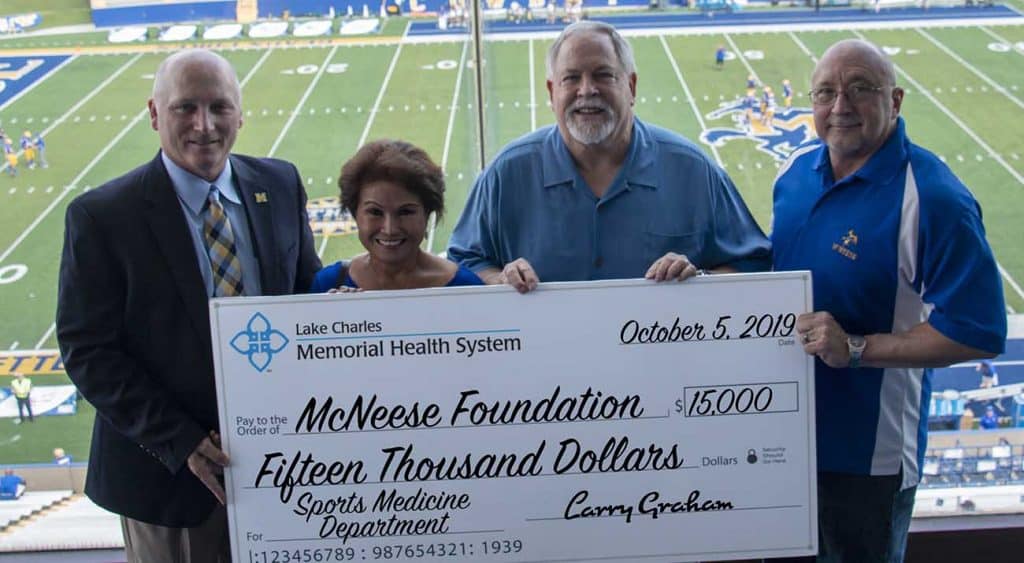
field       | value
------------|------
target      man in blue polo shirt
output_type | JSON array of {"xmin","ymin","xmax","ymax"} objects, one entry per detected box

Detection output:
[
  {"xmin": 448, "ymin": 21, "xmax": 770, "ymax": 291},
  {"xmin": 772, "ymin": 39, "xmax": 1006, "ymax": 562}
]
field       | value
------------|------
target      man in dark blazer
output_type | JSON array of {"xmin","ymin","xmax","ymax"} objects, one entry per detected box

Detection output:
[{"xmin": 56, "ymin": 49, "xmax": 321, "ymax": 562}]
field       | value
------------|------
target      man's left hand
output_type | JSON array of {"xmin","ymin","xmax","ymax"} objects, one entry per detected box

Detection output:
[
  {"xmin": 187, "ymin": 433, "xmax": 230, "ymax": 505},
  {"xmin": 645, "ymin": 252, "xmax": 700, "ymax": 282},
  {"xmin": 796, "ymin": 311, "xmax": 850, "ymax": 368}
]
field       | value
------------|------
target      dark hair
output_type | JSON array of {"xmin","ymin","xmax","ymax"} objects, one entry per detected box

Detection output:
[{"xmin": 339, "ymin": 140, "xmax": 445, "ymax": 218}]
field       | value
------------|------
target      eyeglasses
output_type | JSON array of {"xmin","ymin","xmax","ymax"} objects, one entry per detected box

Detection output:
[{"xmin": 808, "ymin": 85, "xmax": 885, "ymax": 106}]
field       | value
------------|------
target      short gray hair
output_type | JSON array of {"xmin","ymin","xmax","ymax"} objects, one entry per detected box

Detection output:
[{"xmin": 545, "ymin": 21, "xmax": 636, "ymax": 79}]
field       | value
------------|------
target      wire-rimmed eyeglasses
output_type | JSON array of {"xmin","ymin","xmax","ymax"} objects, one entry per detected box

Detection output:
[{"xmin": 807, "ymin": 85, "xmax": 885, "ymax": 106}]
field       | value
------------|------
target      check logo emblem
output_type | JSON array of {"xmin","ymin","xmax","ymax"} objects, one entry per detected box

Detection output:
[{"xmin": 230, "ymin": 312, "xmax": 289, "ymax": 372}]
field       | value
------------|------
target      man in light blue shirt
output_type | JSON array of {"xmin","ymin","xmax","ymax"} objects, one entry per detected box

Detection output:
[
  {"xmin": 57, "ymin": 49, "xmax": 320, "ymax": 562},
  {"xmin": 162, "ymin": 152, "xmax": 262, "ymax": 297},
  {"xmin": 448, "ymin": 21, "xmax": 770, "ymax": 292}
]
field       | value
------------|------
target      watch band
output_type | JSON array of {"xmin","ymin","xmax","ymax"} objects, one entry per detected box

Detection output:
[{"xmin": 848, "ymin": 335, "xmax": 866, "ymax": 368}]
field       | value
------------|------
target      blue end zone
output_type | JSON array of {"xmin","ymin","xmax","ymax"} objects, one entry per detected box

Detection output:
[
  {"xmin": 408, "ymin": 5, "xmax": 1021, "ymax": 35},
  {"xmin": 0, "ymin": 56, "xmax": 71, "ymax": 111},
  {"xmin": 91, "ymin": 1, "xmax": 236, "ymax": 27}
]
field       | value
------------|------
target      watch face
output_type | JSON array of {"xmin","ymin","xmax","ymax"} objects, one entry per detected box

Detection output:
[{"xmin": 849, "ymin": 335, "xmax": 866, "ymax": 352}]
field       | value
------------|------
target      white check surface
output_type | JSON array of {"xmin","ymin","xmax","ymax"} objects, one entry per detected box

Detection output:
[{"xmin": 211, "ymin": 273, "xmax": 816, "ymax": 562}]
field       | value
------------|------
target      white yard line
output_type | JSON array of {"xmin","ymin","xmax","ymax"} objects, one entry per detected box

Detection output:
[
  {"xmin": 0, "ymin": 55, "xmax": 77, "ymax": 112},
  {"xmin": 848, "ymin": 31, "xmax": 1024, "ymax": 188},
  {"xmin": 787, "ymin": 31, "xmax": 819, "ymax": 63},
  {"xmin": 26, "ymin": 55, "xmax": 278, "ymax": 352},
  {"xmin": 724, "ymin": 33, "xmax": 761, "ymax": 84},
  {"xmin": 848, "ymin": 30, "xmax": 1024, "ymax": 304},
  {"xmin": 1, "ymin": 53, "xmax": 143, "ymax": 174},
  {"xmin": 268, "ymin": 45, "xmax": 339, "ymax": 157},
  {"xmin": 998, "ymin": 263, "xmax": 1024, "ymax": 304},
  {"xmin": 979, "ymin": 26, "xmax": 1024, "ymax": 55},
  {"xmin": 0, "ymin": 110, "xmax": 148, "ymax": 267},
  {"xmin": 427, "ymin": 40, "xmax": 470, "ymax": 255},
  {"xmin": 308, "ymin": 29, "xmax": 408, "ymax": 259},
  {"xmin": 529, "ymin": 39, "xmax": 538, "ymax": 131},
  {"xmin": 358, "ymin": 22, "xmax": 410, "ymax": 148},
  {"xmin": 33, "ymin": 324, "xmax": 55, "ymax": 350},
  {"xmin": 1005, "ymin": 2, "xmax": 1024, "ymax": 17},
  {"xmin": 789, "ymin": 31, "xmax": 1024, "ymax": 307},
  {"xmin": 317, "ymin": 235, "xmax": 330, "ymax": 258},
  {"xmin": 917, "ymin": 28, "xmax": 1024, "ymax": 111},
  {"xmin": 239, "ymin": 47, "xmax": 274, "ymax": 89},
  {"xmin": 659, "ymin": 35, "xmax": 724, "ymax": 167}
]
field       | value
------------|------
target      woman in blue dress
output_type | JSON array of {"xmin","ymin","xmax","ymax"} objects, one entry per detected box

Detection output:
[{"xmin": 309, "ymin": 140, "xmax": 482, "ymax": 292}]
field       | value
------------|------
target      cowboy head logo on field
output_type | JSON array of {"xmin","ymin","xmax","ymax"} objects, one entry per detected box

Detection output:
[{"xmin": 700, "ymin": 97, "xmax": 816, "ymax": 162}]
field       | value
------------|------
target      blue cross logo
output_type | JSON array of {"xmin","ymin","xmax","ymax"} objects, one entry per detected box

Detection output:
[{"xmin": 230, "ymin": 312, "xmax": 289, "ymax": 372}]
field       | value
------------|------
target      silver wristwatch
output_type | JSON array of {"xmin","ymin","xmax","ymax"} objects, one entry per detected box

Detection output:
[{"xmin": 847, "ymin": 335, "xmax": 867, "ymax": 368}]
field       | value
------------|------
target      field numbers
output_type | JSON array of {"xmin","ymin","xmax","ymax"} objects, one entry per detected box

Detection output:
[
  {"xmin": 987, "ymin": 42, "xmax": 1024, "ymax": 53},
  {"xmin": 0, "ymin": 264, "xmax": 28, "ymax": 285},
  {"xmin": 423, "ymin": 59, "xmax": 472, "ymax": 71},
  {"xmin": 285, "ymin": 63, "xmax": 349, "ymax": 75},
  {"xmin": 743, "ymin": 50, "xmax": 764, "ymax": 60}
]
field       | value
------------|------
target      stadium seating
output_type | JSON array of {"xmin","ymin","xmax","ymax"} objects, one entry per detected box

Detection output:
[{"xmin": 920, "ymin": 438, "xmax": 1024, "ymax": 489}]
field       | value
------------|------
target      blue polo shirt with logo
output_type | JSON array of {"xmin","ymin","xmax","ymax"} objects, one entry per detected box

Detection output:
[
  {"xmin": 448, "ymin": 118, "xmax": 771, "ymax": 281},
  {"xmin": 772, "ymin": 118, "xmax": 1006, "ymax": 489}
]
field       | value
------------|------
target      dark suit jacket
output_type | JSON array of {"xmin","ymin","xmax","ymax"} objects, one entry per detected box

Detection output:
[{"xmin": 56, "ymin": 153, "xmax": 321, "ymax": 527}]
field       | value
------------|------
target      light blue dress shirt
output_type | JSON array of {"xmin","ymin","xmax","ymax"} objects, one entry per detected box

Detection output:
[
  {"xmin": 162, "ymin": 152, "xmax": 263, "ymax": 297},
  {"xmin": 447, "ymin": 118, "xmax": 771, "ymax": 282}
]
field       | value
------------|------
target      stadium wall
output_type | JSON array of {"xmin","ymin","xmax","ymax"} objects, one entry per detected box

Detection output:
[
  {"xmin": 91, "ymin": 0, "xmax": 664, "ymax": 25},
  {"xmin": 256, "ymin": 0, "xmax": 658, "ymax": 18},
  {"xmin": 91, "ymin": 1, "xmax": 236, "ymax": 27}
]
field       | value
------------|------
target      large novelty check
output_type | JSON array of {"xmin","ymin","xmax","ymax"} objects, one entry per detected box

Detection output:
[{"xmin": 211, "ymin": 273, "xmax": 816, "ymax": 563}]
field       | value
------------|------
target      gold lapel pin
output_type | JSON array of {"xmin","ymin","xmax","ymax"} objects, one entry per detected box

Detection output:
[{"xmin": 254, "ymin": 192, "xmax": 269, "ymax": 203}]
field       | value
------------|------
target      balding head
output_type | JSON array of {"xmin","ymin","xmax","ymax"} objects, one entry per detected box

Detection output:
[
  {"xmin": 813, "ymin": 39, "xmax": 896, "ymax": 88},
  {"xmin": 810, "ymin": 38, "xmax": 903, "ymax": 180},
  {"xmin": 148, "ymin": 49, "xmax": 244, "ymax": 181},
  {"xmin": 152, "ymin": 49, "xmax": 240, "ymax": 107}
]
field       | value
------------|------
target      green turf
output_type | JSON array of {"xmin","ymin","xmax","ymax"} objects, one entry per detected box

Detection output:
[
  {"xmin": 0, "ymin": 0, "xmax": 91, "ymax": 31},
  {"xmin": 0, "ymin": 374, "xmax": 94, "ymax": 464},
  {"xmin": 1, "ymin": 18, "xmax": 1023, "ymax": 463}
]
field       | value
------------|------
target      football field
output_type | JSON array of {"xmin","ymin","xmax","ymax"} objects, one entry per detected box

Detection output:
[{"xmin": 0, "ymin": 13, "xmax": 1023, "ymax": 461}]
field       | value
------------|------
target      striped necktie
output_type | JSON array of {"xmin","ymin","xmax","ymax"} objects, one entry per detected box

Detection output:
[{"xmin": 202, "ymin": 185, "xmax": 244, "ymax": 297}]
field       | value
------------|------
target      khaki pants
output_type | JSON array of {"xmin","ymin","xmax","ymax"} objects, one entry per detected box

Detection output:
[{"xmin": 121, "ymin": 504, "xmax": 230, "ymax": 563}]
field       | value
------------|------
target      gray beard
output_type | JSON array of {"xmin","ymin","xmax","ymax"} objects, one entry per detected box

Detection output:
[{"xmin": 565, "ymin": 109, "xmax": 617, "ymax": 145}]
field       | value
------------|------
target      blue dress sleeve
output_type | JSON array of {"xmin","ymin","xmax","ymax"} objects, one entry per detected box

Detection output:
[
  {"xmin": 447, "ymin": 264, "xmax": 485, "ymax": 286},
  {"xmin": 308, "ymin": 262, "xmax": 342, "ymax": 293}
]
